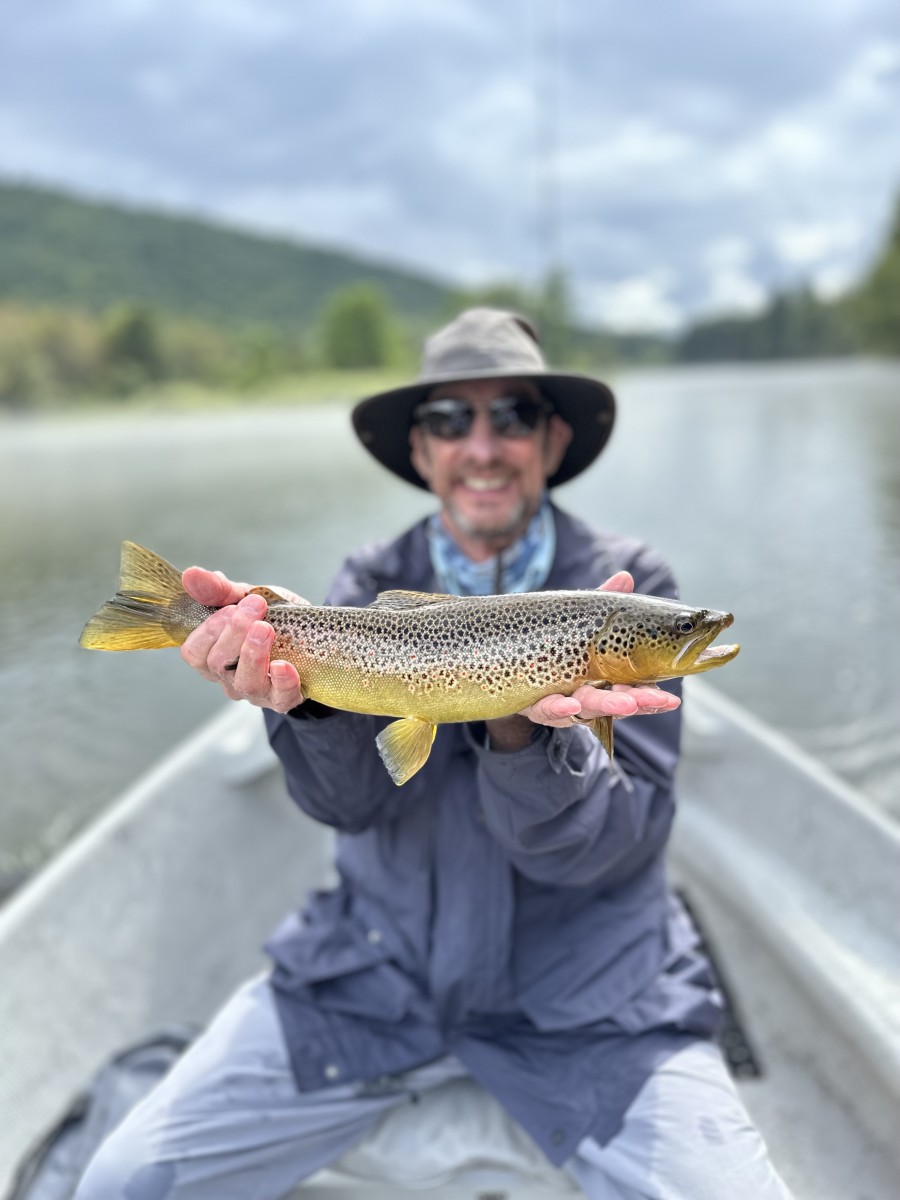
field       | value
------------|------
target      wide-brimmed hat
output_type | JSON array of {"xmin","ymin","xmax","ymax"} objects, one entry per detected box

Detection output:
[{"xmin": 351, "ymin": 307, "xmax": 615, "ymax": 489}]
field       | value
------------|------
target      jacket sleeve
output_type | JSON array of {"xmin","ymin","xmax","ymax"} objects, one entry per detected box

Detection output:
[
  {"xmin": 471, "ymin": 543, "xmax": 683, "ymax": 888},
  {"xmin": 264, "ymin": 707, "xmax": 413, "ymax": 833},
  {"xmin": 263, "ymin": 552, "xmax": 415, "ymax": 833}
]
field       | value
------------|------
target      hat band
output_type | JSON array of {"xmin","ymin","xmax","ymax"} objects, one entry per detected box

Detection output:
[{"xmin": 420, "ymin": 344, "xmax": 546, "ymax": 379}]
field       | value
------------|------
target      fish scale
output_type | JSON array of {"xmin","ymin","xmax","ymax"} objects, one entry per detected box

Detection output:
[{"xmin": 80, "ymin": 542, "xmax": 740, "ymax": 785}]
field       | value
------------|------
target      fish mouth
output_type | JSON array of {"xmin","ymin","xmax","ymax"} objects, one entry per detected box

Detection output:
[
  {"xmin": 692, "ymin": 641, "xmax": 741, "ymax": 669},
  {"xmin": 676, "ymin": 613, "xmax": 740, "ymax": 675}
]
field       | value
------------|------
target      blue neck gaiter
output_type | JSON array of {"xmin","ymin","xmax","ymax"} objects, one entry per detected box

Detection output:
[{"xmin": 426, "ymin": 496, "xmax": 556, "ymax": 596}]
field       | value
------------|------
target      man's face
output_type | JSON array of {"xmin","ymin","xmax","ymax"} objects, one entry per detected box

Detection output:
[{"xmin": 409, "ymin": 377, "xmax": 572, "ymax": 559}]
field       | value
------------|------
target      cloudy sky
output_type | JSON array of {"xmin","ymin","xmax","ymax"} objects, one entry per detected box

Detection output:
[{"xmin": 2, "ymin": 0, "xmax": 899, "ymax": 331}]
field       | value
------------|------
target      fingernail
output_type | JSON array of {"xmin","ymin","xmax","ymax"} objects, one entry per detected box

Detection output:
[
  {"xmin": 239, "ymin": 594, "xmax": 267, "ymax": 615},
  {"xmin": 247, "ymin": 622, "xmax": 271, "ymax": 646}
]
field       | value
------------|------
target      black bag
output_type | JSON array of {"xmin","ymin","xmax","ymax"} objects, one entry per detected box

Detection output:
[{"xmin": 6, "ymin": 1029, "xmax": 194, "ymax": 1200}]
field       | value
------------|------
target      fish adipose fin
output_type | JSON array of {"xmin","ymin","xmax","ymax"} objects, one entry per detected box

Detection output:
[
  {"xmin": 370, "ymin": 590, "xmax": 461, "ymax": 610},
  {"xmin": 80, "ymin": 542, "xmax": 207, "ymax": 651},
  {"xmin": 376, "ymin": 717, "xmax": 437, "ymax": 785},
  {"xmin": 248, "ymin": 585, "xmax": 305, "ymax": 606}
]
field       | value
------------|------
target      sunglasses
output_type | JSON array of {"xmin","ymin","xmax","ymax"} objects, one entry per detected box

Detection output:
[{"xmin": 412, "ymin": 394, "xmax": 553, "ymax": 440}]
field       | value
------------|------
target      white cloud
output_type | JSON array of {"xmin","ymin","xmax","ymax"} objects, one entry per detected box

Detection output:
[
  {"xmin": 700, "ymin": 238, "xmax": 767, "ymax": 315},
  {"xmin": 704, "ymin": 238, "xmax": 754, "ymax": 271},
  {"xmin": 704, "ymin": 270, "xmax": 768, "ymax": 317},
  {"xmin": 837, "ymin": 36, "xmax": 900, "ymax": 105},
  {"xmin": 580, "ymin": 272, "xmax": 681, "ymax": 334},
  {"xmin": 721, "ymin": 120, "xmax": 829, "ymax": 192},
  {"xmin": 812, "ymin": 260, "xmax": 860, "ymax": 300},
  {"xmin": 771, "ymin": 218, "xmax": 862, "ymax": 267},
  {"xmin": 563, "ymin": 120, "xmax": 695, "ymax": 185},
  {"xmin": 2, "ymin": 3, "xmax": 900, "ymax": 331}
]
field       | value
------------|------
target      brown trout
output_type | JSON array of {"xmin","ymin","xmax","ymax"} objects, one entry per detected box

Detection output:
[{"xmin": 80, "ymin": 542, "xmax": 740, "ymax": 785}]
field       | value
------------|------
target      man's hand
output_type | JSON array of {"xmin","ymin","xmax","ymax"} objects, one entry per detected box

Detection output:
[
  {"xmin": 487, "ymin": 571, "xmax": 680, "ymax": 750},
  {"xmin": 179, "ymin": 566, "xmax": 305, "ymax": 713}
]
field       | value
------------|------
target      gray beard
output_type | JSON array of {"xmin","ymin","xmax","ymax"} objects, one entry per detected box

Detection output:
[{"xmin": 444, "ymin": 496, "xmax": 531, "ymax": 546}]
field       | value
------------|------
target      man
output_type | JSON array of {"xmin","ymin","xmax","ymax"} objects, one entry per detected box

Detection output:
[{"xmin": 76, "ymin": 309, "xmax": 791, "ymax": 1199}]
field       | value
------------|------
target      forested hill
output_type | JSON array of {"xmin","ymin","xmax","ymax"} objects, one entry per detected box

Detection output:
[{"xmin": 0, "ymin": 181, "xmax": 451, "ymax": 328}]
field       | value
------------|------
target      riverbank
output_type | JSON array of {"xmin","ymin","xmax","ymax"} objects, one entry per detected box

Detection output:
[{"xmin": 0, "ymin": 367, "xmax": 411, "ymax": 418}]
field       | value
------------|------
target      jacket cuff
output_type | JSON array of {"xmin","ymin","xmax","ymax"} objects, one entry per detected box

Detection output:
[
  {"xmin": 285, "ymin": 698, "xmax": 339, "ymax": 721},
  {"xmin": 463, "ymin": 722, "xmax": 592, "ymax": 778}
]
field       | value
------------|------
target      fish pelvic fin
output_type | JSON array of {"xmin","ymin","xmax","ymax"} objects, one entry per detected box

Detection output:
[
  {"xmin": 588, "ymin": 715, "xmax": 615, "ymax": 759},
  {"xmin": 375, "ymin": 717, "xmax": 437, "ymax": 786},
  {"xmin": 80, "ymin": 542, "xmax": 208, "ymax": 651}
]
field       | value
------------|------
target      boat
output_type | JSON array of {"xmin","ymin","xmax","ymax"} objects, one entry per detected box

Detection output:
[{"xmin": 1, "ymin": 680, "xmax": 898, "ymax": 1198}]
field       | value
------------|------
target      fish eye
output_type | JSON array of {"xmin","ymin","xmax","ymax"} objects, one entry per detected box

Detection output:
[{"xmin": 676, "ymin": 618, "xmax": 695, "ymax": 634}]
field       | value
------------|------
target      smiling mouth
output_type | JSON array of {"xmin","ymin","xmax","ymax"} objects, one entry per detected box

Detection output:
[{"xmin": 460, "ymin": 476, "xmax": 512, "ymax": 492}]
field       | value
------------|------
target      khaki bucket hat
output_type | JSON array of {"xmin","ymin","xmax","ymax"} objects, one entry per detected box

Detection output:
[{"xmin": 351, "ymin": 307, "xmax": 616, "ymax": 490}]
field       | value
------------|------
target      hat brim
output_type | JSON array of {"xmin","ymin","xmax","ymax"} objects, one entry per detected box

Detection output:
[{"xmin": 351, "ymin": 368, "xmax": 616, "ymax": 490}]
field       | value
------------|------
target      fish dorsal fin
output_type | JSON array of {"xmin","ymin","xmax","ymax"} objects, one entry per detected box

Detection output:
[
  {"xmin": 369, "ymin": 589, "xmax": 461, "ymax": 610},
  {"xmin": 247, "ymin": 585, "xmax": 309, "ymax": 606}
]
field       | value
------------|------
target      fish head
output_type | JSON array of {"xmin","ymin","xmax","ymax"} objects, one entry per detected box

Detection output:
[{"xmin": 592, "ymin": 597, "xmax": 740, "ymax": 683}]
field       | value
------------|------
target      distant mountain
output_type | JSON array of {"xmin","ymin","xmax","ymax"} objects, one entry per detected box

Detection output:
[{"xmin": 0, "ymin": 181, "xmax": 452, "ymax": 329}]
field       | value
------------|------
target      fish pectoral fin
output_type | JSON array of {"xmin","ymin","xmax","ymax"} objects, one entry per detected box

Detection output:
[
  {"xmin": 576, "ymin": 681, "xmax": 614, "ymax": 757},
  {"xmin": 247, "ymin": 585, "xmax": 307, "ymax": 606},
  {"xmin": 587, "ymin": 715, "xmax": 615, "ymax": 759},
  {"xmin": 375, "ymin": 717, "xmax": 437, "ymax": 785},
  {"xmin": 369, "ymin": 590, "xmax": 461, "ymax": 610}
]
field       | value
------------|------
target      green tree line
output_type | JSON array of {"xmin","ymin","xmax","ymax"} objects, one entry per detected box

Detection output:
[
  {"xmin": 0, "ymin": 275, "xmax": 645, "ymax": 410},
  {"xmin": 2, "ymin": 193, "xmax": 899, "ymax": 409},
  {"xmin": 0, "ymin": 284, "xmax": 419, "ymax": 409}
]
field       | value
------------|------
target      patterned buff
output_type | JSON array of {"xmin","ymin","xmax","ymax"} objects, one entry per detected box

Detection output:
[{"xmin": 426, "ymin": 497, "xmax": 556, "ymax": 596}]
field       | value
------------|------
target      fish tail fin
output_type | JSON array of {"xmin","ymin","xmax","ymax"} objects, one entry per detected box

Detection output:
[
  {"xmin": 80, "ymin": 542, "xmax": 203, "ymax": 651},
  {"xmin": 375, "ymin": 717, "xmax": 437, "ymax": 786}
]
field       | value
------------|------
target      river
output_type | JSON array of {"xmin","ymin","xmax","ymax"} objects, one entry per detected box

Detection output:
[{"xmin": 1, "ymin": 360, "xmax": 898, "ymax": 891}]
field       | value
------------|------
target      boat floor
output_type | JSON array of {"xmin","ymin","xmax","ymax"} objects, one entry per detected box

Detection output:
[
  {"xmin": 1, "ymin": 696, "xmax": 898, "ymax": 1198},
  {"xmin": 289, "ymin": 883, "xmax": 898, "ymax": 1199}
]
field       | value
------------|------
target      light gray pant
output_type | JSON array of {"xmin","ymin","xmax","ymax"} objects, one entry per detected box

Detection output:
[{"xmin": 74, "ymin": 976, "xmax": 793, "ymax": 1200}]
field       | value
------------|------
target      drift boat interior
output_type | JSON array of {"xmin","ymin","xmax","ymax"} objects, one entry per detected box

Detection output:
[{"xmin": 1, "ymin": 680, "xmax": 898, "ymax": 1199}]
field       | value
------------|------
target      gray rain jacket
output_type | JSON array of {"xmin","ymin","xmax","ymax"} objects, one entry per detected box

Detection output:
[{"xmin": 263, "ymin": 505, "xmax": 720, "ymax": 1164}]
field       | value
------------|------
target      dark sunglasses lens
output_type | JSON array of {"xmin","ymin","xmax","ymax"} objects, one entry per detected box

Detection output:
[
  {"xmin": 414, "ymin": 395, "xmax": 548, "ymax": 439},
  {"xmin": 414, "ymin": 399, "xmax": 474, "ymax": 439},
  {"xmin": 490, "ymin": 397, "xmax": 547, "ymax": 436}
]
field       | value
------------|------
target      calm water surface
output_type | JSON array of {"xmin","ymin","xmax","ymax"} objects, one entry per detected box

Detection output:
[{"xmin": 1, "ymin": 360, "xmax": 899, "ymax": 888}]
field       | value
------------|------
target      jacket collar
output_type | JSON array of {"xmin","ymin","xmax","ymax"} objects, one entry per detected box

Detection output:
[{"xmin": 365, "ymin": 502, "xmax": 621, "ymax": 597}]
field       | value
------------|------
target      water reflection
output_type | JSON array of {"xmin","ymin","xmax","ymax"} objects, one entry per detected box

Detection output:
[{"xmin": 1, "ymin": 361, "xmax": 898, "ymax": 885}]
